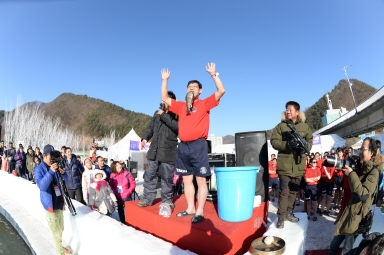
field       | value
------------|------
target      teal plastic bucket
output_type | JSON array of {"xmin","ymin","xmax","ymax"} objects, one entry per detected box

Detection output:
[{"xmin": 214, "ymin": 166, "xmax": 259, "ymax": 222}]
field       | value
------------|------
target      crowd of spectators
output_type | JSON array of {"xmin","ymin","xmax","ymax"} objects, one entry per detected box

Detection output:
[{"xmin": 0, "ymin": 141, "xmax": 136, "ymax": 224}]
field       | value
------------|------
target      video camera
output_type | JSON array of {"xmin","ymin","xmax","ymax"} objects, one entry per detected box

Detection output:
[
  {"xmin": 324, "ymin": 155, "xmax": 360, "ymax": 170},
  {"xmin": 282, "ymin": 123, "xmax": 310, "ymax": 155},
  {"xmin": 50, "ymin": 150, "xmax": 77, "ymax": 216},
  {"xmin": 159, "ymin": 103, "xmax": 166, "ymax": 111}
]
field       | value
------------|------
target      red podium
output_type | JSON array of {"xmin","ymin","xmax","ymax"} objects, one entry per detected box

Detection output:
[{"xmin": 125, "ymin": 195, "xmax": 268, "ymax": 255}]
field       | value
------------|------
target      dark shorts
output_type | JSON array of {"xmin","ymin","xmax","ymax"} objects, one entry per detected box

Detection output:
[
  {"xmin": 320, "ymin": 181, "xmax": 334, "ymax": 196},
  {"xmin": 269, "ymin": 177, "xmax": 279, "ymax": 189},
  {"xmin": 334, "ymin": 176, "xmax": 344, "ymax": 191},
  {"xmin": 305, "ymin": 185, "xmax": 318, "ymax": 201},
  {"xmin": 300, "ymin": 176, "xmax": 306, "ymax": 190},
  {"xmin": 175, "ymin": 138, "xmax": 211, "ymax": 177}
]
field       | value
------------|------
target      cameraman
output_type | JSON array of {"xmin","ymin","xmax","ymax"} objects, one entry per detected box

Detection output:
[
  {"xmin": 35, "ymin": 145, "xmax": 70, "ymax": 255},
  {"xmin": 271, "ymin": 101, "xmax": 313, "ymax": 229},
  {"xmin": 329, "ymin": 138, "xmax": 379, "ymax": 255}
]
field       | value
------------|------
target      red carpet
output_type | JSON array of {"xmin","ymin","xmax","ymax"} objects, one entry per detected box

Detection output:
[{"xmin": 125, "ymin": 195, "xmax": 268, "ymax": 255}]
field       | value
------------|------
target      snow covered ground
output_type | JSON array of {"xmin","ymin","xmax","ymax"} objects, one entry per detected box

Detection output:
[
  {"xmin": 268, "ymin": 198, "xmax": 339, "ymax": 251},
  {"xmin": 0, "ymin": 171, "xmax": 195, "ymax": 255}
]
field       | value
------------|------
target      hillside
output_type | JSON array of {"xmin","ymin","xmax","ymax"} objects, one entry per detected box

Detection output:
[
  {"xmin": 41, "ymin": 93, "xmax": 151, "ymax": 139},
  {"xmin": 304, "ymin": 79, "xmax": 377, "ymax": 131},
  {"xmin": 0, "ymin": 93, "xmax": 151, "ymax": 141}
]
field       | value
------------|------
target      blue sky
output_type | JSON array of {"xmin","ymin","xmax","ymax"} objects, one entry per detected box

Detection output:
[{"xmin": 1, "ymin": 0, "xmax": 383, "ymax": 136}]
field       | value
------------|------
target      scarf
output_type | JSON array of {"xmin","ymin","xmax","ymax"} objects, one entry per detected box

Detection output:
[{"xmin": 95, "ymin": 180, "xmax": 107, "ymax": 191}]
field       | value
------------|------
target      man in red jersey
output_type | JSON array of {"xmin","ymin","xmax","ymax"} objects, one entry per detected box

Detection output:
[
  {"xmin": 161, "ymin": 63, "xmax": 225, "ymax": 224},
  {"xmin": 269, "ymin": 158, "xmax": 279, "ymax": 202},
  {"xmin": 319, "ymin": 154, "xmax": 335, "ymax": 215}
]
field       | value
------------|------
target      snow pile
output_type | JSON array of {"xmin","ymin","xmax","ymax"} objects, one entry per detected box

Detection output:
[{"xmin": 0, "ymin": 171, "xmax": 195, "ymax": 255}]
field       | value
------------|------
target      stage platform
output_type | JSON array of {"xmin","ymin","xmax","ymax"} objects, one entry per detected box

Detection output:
[{"xmin": 125, "ymin": 195, "xmax": 268, "ymax": 255}]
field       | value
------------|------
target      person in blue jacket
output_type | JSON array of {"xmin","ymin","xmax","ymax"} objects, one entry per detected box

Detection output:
[
  {"xmin": 62, "ymin": 147, "xmax": 84, "ymax": 203},
  {"xmin": 34, "ymin": 144, "xmax": 71, "ymax": 255}
]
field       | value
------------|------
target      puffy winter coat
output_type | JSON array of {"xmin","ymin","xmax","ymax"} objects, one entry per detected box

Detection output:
[
  {"xmin": 35, "ymin": 162, "xmax": 64, "ymax": 212},
  {"xmin": 89, "ymin": 170, "xmax": 117, "ymax": 215},
  {"xmin": 271, "ymin": 112, "xmax": 313, "ymax": 177},
  {"xmin": 142, "ymin": 111, "xmax": 178, "ymax": 165},
  {"xmin": 82, "ymin": 165, "xmax": 95, "ymax": 204},
  {"xmin": 334, "ymin": 160, "xmax": 379, "ymax": 235},
  {"xmin": 62, "ymin": 155, "xmax": 84, "ymax": 190},
  {"xmin": 109, "ymin": 169, "xmax": 136, "ymax": 200}
]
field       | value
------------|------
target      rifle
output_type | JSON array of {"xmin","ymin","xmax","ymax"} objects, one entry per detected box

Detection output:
[{"xmin": 284, "ymin": 123, "xmax": 310, "ymax": 156}]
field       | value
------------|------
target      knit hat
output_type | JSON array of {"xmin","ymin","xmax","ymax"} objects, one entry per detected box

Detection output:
[{"xmin": 93, "ymin": 169, "xmax": 106, "ymax": 180}]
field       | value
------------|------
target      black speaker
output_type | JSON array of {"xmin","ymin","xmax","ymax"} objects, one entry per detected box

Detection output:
[{"xmin": 235, "ymin": 131, "xmax": 269, "ymax": 202}]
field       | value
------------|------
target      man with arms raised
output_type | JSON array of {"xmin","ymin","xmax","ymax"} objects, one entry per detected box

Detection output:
[{"xmin": 161, "ymin": 63, "xmax": 225, "ymax": 224}]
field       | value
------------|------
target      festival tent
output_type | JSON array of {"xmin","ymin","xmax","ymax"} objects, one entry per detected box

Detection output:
[
  {"xmin": 108, "ymin": 128, "xmax": 143, "ymax": 161},
  {"xmin": 310, "ymin": 134, "xmax": 345, "ymax": 154}
]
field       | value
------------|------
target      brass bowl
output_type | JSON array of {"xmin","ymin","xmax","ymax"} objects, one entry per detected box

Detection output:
[{"xmin": 249, "ymin": 236, "xmax": 285, "ymax": 255}]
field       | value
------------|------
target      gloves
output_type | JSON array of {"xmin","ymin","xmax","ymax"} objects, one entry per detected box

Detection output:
[
  {"xmin": 286, "ymin": 139, "xmax": 300, "ymax": 152},
  {"xmin": 140, "ymin": 140, "xmax": 146, "ymax": 150}
]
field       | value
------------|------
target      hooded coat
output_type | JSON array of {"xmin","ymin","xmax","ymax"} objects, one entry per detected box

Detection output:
[
  {"xmin": 270, "ymin": 111, "xmax": 313, "ymax": 177},
  {"xmin": 89, "ymin": 170, "xmax": 117, "ymax": 215},
  {"xmin": 334, "ymin": 160, "xmax": 379, "ymax": 235}
]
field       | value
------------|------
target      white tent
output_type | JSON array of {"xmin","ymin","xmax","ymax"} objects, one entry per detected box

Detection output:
[
  {"xmin": 310, "ymin": 134, "xmax": 346, "ymax": 154},
  {"xmin": 108, "ymin": 128, "xmax": 143, "ymax": 161}
]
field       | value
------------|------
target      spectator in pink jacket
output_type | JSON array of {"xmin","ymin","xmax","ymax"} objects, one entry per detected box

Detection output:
[
  {"xmin": 109, "ymin": 161, "xmax": 136, "ymax": 224},
  {"xmin": 1, "ymin": 154, "xmax": 8, "ymax": 172},
  {"xmin": 82, "ymin": 158, "xmax": 95, "ymax": 205}
]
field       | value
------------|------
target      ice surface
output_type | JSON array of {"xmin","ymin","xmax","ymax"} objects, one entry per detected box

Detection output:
[{"xmin": 0, "ymin": 171, "xmax": 195, "ymax": 255}]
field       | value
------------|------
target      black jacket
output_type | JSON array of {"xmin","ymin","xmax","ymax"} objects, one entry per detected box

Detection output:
[{"xmin": 143, "ymin": 111, "xmax": 178, "ymax": 165}]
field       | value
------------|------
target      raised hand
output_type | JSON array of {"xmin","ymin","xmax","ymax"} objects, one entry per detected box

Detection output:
[
  {"xmin": 161, "ymin": 68, "xmax": 171, "ymax": 80},
  {"xmin": 205, "ymin": 62, "xmax": 216, "ymax": 76}
]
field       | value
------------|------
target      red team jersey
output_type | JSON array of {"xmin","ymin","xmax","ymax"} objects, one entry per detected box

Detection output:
[
  {"xmin": 305, "ymin": 167, "xmax": 321, "ymax": 185},
  {"xmin": 317, "ymin": 158, "xmax": 325, "ymax": 169},
  {"xmin": 321, "ymin": 166, "xmax": 335, "ymax": 183},
  {"xmin": 169, "ymin": 93, "xmax": 220, "ymax": 142},
  {"xmin": 268, "ymin": 161, "xmax": 278, "ymax": 178}
]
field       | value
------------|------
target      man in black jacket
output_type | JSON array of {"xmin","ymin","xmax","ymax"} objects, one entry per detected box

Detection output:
[
  {"xmin": 62, "ymin": 147, "xmax": 84, "ymax": 203},
  {"xmin": 137, "ymin": 91, "xmax": 178, "ymax": 217}
]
